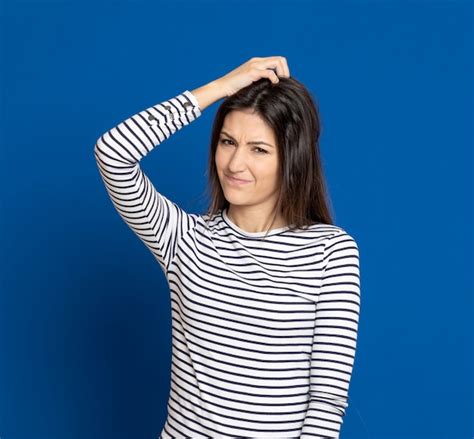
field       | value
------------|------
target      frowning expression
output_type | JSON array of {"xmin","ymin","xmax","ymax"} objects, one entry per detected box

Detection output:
[{"xmin": 215, "ymin": 109, "xmax": 280, "ymax": 208}]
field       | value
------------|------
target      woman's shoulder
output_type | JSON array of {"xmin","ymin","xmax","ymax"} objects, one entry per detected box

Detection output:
[
  {"xmin": 193, "ymin": 210, "xmax": 223, "ymax": 233},
  {"xmin": 291, "ymin": 221, "xmax": 353, "ymax": 236},
  {"xmin": 294, "ymin": 222, "xmax": 359, "ymax": 251}
]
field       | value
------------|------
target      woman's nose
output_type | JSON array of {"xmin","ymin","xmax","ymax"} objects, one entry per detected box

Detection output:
[{"xmin": 227, "ymin": 148, "xmax": 248, "ymax": 171}]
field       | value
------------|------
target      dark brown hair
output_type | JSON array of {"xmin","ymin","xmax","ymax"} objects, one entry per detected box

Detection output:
[{"xmin": 203, "ymin": 76, "xmax": 334, "ymax": 234}]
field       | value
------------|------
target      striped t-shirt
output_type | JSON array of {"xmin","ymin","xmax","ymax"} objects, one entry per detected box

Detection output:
[{"xmin": 94, "ymin": 89, "xmax": 361, "ymax": 439}]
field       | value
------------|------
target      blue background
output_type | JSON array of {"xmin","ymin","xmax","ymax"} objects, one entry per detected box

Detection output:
[{"xmin": 0, "ymin": 0, "xmax": 472, "ymax": 438}]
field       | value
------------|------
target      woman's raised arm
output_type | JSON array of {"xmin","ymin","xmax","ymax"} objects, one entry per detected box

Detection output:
[{"xmin": 94, "ymin": 89, "xmax": 203, "ymax": 276}]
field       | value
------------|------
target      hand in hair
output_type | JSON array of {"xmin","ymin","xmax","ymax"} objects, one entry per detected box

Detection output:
[{"xmin": 216, "ymin": 56, "xmax": 291, "ymax": 97}]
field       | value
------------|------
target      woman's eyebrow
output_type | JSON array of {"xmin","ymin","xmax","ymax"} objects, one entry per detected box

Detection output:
[{"xmin": 220, "ymin": 130, "xmax": 274, "ymax": 148}]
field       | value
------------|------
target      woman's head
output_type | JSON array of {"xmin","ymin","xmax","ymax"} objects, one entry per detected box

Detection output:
[{"xmin": 205, "ymin": 76, "xmax": 334, "ymax": 230}]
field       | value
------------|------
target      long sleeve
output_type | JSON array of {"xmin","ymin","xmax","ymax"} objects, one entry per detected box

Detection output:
[
  {"xmin": 93, "ymin": 90, "xmax": 202, "ymax": 275},
  {"xmin": 300, "ymin": 231, "xmax": 361, "ymax": 438}
]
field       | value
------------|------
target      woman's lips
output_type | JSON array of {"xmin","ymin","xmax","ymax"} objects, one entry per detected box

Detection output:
[{"xmin": 225, "ymin": 174, "xmax": 252, "ymax": 185}]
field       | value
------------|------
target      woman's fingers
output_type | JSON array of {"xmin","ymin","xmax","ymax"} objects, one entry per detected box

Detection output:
[
  {"xmin": 281, "ymin": 57, "xmax": 290, "ymax": 77},
  {"xmin": 259, "ymin": 56, "xmax": 290, "ymax": 78},
  {"xmin": 260, "ymin": 68, "xmax": 280, "ymax": 84},
  {"xmin": 215, "ymin": 55, "xmax": 291, "ymax": 97}
]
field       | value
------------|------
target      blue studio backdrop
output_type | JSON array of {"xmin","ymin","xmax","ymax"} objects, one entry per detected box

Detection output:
[{"xmin": 0, "ymin": 1, "xmax": 472, "ymax": 438}]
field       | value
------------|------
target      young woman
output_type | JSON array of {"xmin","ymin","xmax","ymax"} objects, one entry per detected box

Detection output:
[{"xmin": 94, "ymin": 56, "xmax": 361, "ymax": 439}]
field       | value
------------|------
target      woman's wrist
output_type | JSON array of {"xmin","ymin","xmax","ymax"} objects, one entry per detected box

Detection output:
[{"xmin": 190, "ymin": 79, "xmax": 228, "ymax": 111}]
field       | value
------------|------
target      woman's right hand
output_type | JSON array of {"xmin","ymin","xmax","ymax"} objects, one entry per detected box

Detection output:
[{"xmin": 216, "ymin": 56, "xmax": 291, "ymax": 97}]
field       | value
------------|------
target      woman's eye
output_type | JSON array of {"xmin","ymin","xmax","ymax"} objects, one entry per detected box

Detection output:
[{"xmin": 219, "ymin": 139, "xmax": 267, "ymax": 154}]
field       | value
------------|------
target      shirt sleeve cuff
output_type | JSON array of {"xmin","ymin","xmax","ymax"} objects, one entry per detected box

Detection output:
[{"xmin": 182, "ymin": 89, "xmax": 201, "ymax": 111}]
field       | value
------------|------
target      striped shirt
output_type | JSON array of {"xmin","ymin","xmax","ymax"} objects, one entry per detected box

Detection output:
[{"xmin": 94, "ymin": 89, "xmax": 361, "ymax": 438}]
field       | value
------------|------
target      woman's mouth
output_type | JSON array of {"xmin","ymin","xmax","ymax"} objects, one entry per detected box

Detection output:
[{"xmin": 225, "ymin": 174, "xmax": 252, "ymax": 185}]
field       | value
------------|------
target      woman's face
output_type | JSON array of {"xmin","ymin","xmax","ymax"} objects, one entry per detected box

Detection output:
[{"xmin": 215, "ymin": 109, "xmax": 280, "ymax": 209}]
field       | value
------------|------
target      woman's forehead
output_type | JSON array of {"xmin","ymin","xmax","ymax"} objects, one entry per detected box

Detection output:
[{"xmin": 222, "ymin": 111, "xmax": 275, "ymax": 139}]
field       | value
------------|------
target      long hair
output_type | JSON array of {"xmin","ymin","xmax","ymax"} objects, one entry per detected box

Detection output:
[{"xmin": 203, "ymin": 76, "xmax": 334, "ymax": 233}]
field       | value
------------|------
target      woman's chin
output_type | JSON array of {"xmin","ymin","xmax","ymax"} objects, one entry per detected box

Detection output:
[{"xmin": 223, "ymin": 193, "xmax": 249, "ymax": 204}]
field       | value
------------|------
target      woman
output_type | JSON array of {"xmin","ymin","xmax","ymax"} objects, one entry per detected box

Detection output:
[{"xmin": 94, "ymin": 56, "xmax": 361, "ymax": 439}]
